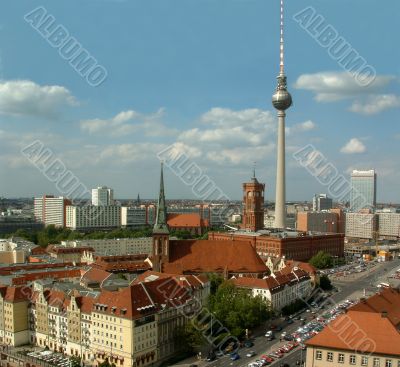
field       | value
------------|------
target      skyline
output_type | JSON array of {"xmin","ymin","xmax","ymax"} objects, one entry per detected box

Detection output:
[{"xmin": 1, "ymin": 0, "xmax": 399, "ymax": 202}]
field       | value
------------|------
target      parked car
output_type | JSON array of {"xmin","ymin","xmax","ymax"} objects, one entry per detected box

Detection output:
[
  {"xmin": 230, "ymin": 352, "xmax": 240, "ymax": 361},
  {"xmin": 246, "ymin": 351, "xmax": 256, "ymax": 357},
  {"xmin": 244, "ymin": 341, "xmax": 254, "ymax": 348}
]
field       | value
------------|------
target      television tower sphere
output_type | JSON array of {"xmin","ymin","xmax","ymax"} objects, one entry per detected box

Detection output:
[{"xmin": 272, "ymin": 85, "xmax": 292, "ymax": 111}]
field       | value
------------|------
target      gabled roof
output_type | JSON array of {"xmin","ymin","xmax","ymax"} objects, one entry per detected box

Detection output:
[
  {"xmin": 349, "ymin": 288, "xmax": 400, "ymax": 327},
  {"xmin": 163, "ymin": 239, "xmax": 269, "ymax": 275},
  {"xmin": 167, "ymin": 213, "xmax": 209, "ymax": 228},
  {"xmin": 306, "ymin": 310, "xmax": 400, "ymax": 356},
  {"xmin": 81, "ymin": 267, "xmax": 112, "ymax": 286},
  {"xmin": 1, "ymin": 285, "xmax": 31, "ymax": 302},
  {"xmin": 284, "ymin": 260, "xmax": 317, "ymax": 275},
  {"xmin": 307, "ymin": 288, "xmax": 400, "ymax": 356},
  {"xmin": 133, "ymin": 270, "xmax": 208, "ymax": 289}
]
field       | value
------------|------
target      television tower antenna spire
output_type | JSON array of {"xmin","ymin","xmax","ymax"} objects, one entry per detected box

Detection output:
[{"xmin": 280, "ymin": 0, "xmax": 285, "ymax": 75}]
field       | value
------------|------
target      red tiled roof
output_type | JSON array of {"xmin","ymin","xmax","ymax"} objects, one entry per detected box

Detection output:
[
  {"xmin": 306, "ymin": 310, "xmax": 400, "ymax": 356},
  {"xmin": 11, "ymin": 269, "xmax": 82, "ymax": 285},
  {"xmin": 349, "ymin": 288, "xmax": 400, "ymax": 327},
  {"xmin": 49, "ymin": 246, "xmax": 94, "ymax": 254},
  {"xmin": 81, "ymin": 267, "xmax": 112, "ymax": 285},
  {"xmin": 307, "ymin": 288, "xmax": 400, "ymax": 356},
  {"xmin": 231, "ymin": 277, "xmax": 282, "ymax": 293},
  {"xmin": 163, "ymin": 239, "xmax": 269, "ymax": 275},
  {"xmin": 91, "ymin": 277, "xmax": 194, "ymax": 319},
  {"xmin": 284, "ymin": 260, "xmax": 317, "ymax": 275},
  {"xmin": 133, "ymin": 270, "xmax": 208, "ymax": 289},
  {"xmin": 167, "ymin": 213, "xmax": 209, "ymax": 228},
  {"xmin": 2, "ymin": 286, "xmax": 31, "ymax": 302},
  {"xmin": 93, "ymin": 254, "xmax": 151, "ymax": 273}
]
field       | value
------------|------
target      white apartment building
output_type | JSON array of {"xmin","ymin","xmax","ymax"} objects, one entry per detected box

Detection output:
[
  {"xmin": 345, "ymin": 213, "xmax": 377, "ymax": 239},
  {"xmin": 66, "ymin": 205, "xmax": 121, "ymax": 230},
  {"xmin": 34, "ymin": 195, "xmax": 71, "ymax": 227},
  {"xmin": 378, "ymin": 212, "xmax": 400, "ymax": 240},
  {"xmin": 92, "ymin": 186, "xmax": 114, "ymax": 206},
  {"xmin": 60, "ymin": 237, "xmax": 153, "ymax": 256},
  {"xmin": 232, "ymin": 268, "xmax": 312, "ymax": 311}
]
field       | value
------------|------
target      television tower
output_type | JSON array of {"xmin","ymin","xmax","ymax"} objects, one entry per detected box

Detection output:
[{"xmin": 272, "ymin": 0, "xmax": 292, "ymax": 229}]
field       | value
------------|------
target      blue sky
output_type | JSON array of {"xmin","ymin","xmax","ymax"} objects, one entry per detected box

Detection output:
[{"xmin": 0, "ymin": 0, "xmax": 399, "ymax": 202}]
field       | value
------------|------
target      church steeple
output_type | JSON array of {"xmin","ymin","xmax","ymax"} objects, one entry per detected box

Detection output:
[
  {"xmin": 152, "ymin": 162, "xmax": 170, "ymax": 273},
  {"xmin": 153, "ymin": 162, "xmax": 169, "ymax": 234}
]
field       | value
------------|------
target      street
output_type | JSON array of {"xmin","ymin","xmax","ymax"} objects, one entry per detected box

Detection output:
[{"xmin": 173, "ymin": 259, "xmax": 400, "ymax": 367}]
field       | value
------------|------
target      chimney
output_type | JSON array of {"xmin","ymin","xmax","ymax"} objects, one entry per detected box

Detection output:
[{"xmin": 381, "ymin": 310, "xmax": 388, "ymax": 318}]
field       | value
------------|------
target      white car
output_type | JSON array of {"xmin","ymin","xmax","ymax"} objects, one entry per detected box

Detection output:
[{"xmin": 246, "ymin": 351, "xmax": 256, "ymax": 358}]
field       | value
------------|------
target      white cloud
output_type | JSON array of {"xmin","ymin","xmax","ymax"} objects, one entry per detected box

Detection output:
[
  {"xmin": 174, "ymin": 107, "xmax": 280, "ymax": 166},
  {"xmin": 0, "ymin": 80, "xmax": 76, "ymax": 118},
  {"xmin": 340, "ymin": 138, "xmax": 367, "ymax": 154},
  {"xmin": 350, "ymin": 94, "xmax": 400, "ymax": 115},
  {"xmin": 294, "ymin": 72, "xmax": 395, "ymax": 102},
  {"xmin": 100, "ymin": 143, "xmax": 167, "ymax": 163},
  {"xmin": 287, "ymin": 120, "xmax": 316, "ymax": 135},
  {"xmin": 80, "ymin": 108, "xmax": 175, "ymax": 137}
]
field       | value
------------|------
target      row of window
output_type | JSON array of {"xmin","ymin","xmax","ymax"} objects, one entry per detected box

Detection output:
[{"xmin": 316, "ymin": 350, "xmax": 399, "ymax": 367}]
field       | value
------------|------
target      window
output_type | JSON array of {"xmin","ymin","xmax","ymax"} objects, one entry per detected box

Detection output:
[
  {"xmin": 327, "ymin": 352, "xmax": 333, "ymax": 362},
  {"xmin": 386, "ymin": 360, "xmax": 392, "ymax": 367},
  {"xmin": 374, "ymin": 358, "xmax": 380, "ymax": 367},
  {"xmin": 350, "ymin": 355, "xmax": 356, "ymax": 365},
  {"xmin": 338, "ymin": 354, "xmax": 345, "ymax": 364},
  {"xmin": 362, "ymin": 356, "xmax": 369, "ymax": 366}
]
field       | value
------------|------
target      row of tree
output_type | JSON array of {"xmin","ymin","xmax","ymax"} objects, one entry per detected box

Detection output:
[{"xmin": 1, "ymin": 226, "xmax": 208, "ymax": 247}]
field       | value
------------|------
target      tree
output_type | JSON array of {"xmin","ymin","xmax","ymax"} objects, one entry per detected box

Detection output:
[
  {"xmin": 69, "ymin": 356, "xmax": 81, "ymax": 367},
  {"xmin": 207, "ymin": 273, "xmax": 224, "ymax": 295},
  {"xmin": 208, "ymin": 281, "xmax": 271, "ymax": 338},
  {"xmin": 309, "ymin": 251, "xmax": 333, "ymax": 269},
  {"xmin": 174, "ymin": 323, "xmax": 206, "ymax": 353},
  {"xmin": 319, "ymin": 274, "xmax": 333, "ymax": 290},
  {"xmin": 99, "ymin": 358, "xmax": 116, "ymax": 367}
]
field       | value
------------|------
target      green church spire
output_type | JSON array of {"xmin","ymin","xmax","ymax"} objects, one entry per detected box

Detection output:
[{"xmin": 153, "ymin": 162, "xmax": 169, "ymax": 234}]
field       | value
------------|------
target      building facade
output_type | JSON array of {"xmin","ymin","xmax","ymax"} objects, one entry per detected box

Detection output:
[
  {"xmin": 209, "ymin": 230, "xmax": 344, "ymax": 261},
  {"xmin": 34, "ymin": 195, "xmax": 71, "ymax": 227},
  {"xmin": 306, "ymin": 288, "xmax": 400, "ymax": 367},
  {"xmin": 91, "ymin": 186, "xmax": 114, "ymax": 206},
  {"xmin": 61, "ymin": 237, "xmax": 153, "ymax": 256},
  {"xmin": 345, "ymin": 213, "xmax": 378, "ymax": 239},
  {"xmin": 350, "ymin": 169, "xmax": 377, "ymax": 212},
  {"xmin": 0, "ymin": 275, "xmax": 209, "ymax": 367},
  {"xmin": 297, "ymin": 211, "xmax": 339, "ymax": 233},
  {"xmin": 242, "ymin": 174, "xmax": 265, "ymax": 232},
  {"xmin": 232, "ymin": 268, "xmax": 312, "ymax": 311},
  {"xmin": 378, "ymin": 212, "xmax": 400, "ymax": 240},
  {"xmin": 66, "ymin": 205, "xmax": 121, "ymax": 230},
  {"xmin": 312, "ymin": 194, "xmax": 333, "ymax": 212}
]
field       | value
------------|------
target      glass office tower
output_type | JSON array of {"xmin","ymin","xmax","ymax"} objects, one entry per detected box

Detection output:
[{"xmin": 350, "ymin": 170, "xmax": 377, "ymax": 212}]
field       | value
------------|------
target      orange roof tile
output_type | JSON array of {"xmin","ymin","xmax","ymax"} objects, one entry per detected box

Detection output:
[
  {"xmin": 81, "ymin": 267, "xmax": 112, "ymax": 285},
  {"xmin": 306, "ymin": 310, "xmax": 400, "ymax": 356},
  {"xmin": 163, "ymin": 239, "xmax": 269, "ymax": 275},
  {"xmin": 167, "ymin": 213, "xmax": 209, "ymax": 228}
]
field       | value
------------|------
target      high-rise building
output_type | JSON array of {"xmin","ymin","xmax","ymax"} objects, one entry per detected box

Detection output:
[
  {"xmin": 242, "ymin": 170, "xmax": 265, "ymax": 231},
  {"xmin": 312, "ymin": 194, "xmax": 333, "ymax": 212},
  {"xmin": 345, "ymin": 212, "xmax": 378, "ymax": 239},
  {"xmin": 66, "ymin": 205, "xmax": 121, "ymax": 230},
  {"xmin": 350, "ymin": 170, "xmax": 377, "ymax": 212},
  {"xmin": 91, "ymin": 186, "xmax": 114, "ymax": 206},
  {"xmin": 272, "ymin": 0, "xmax": 292, "ymax": 228},
  {"xmin": 34, "ymin": 195, "xmax": 71, "ymax": 227}
]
